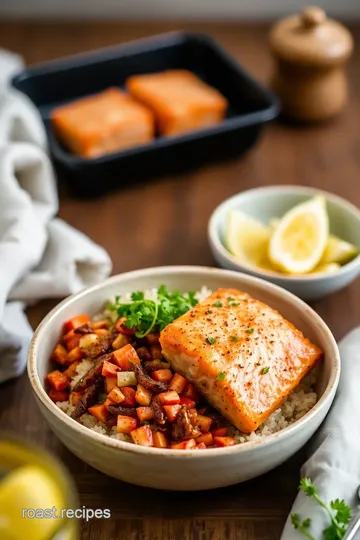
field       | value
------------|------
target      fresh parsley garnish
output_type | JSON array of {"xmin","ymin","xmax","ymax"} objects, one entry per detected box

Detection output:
[
  {"xmin": 229, "ymin": 301, "xmax": 240, "ymax": 307},
  {"xmin": 213, "ymin": 301, "xmax": 223, "ymax": 307},
  {"xmin": 216, "ymin": 372, "xmax": 226, "ymax": 381},
  {"xmin": 227, "ymin": 296, "xmax": 234, "ymax": 301},
  {"xmin": 98, "ymin": 392, "xmax": 107, "ymax": 404},
  {"xmin": 107, "ymin": 286, "xmax": 198, "ymax": 339},
  {"xmin": 245, "ymin": 328, "xmax": 254, "ymax": 334},
  {"xmin": 231, "ymin": 335, "xmax": 238, "ymax": 342},
  {"xmin": 262, "ymin": 366, "xmax": 270, "ymax": 375},
  {"xmin": 291, "ymin": 478, "xmax": 351, "ymax": 540},
  {"xmin": 142, "ymin": 421, "xmax": 150, "ymax": 425},
  {"xmin": 206, "ymin": 337, "xmax": 217, "ymax": 345}
]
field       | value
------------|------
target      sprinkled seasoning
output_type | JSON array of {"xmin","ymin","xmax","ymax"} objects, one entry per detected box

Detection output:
[
  {"xmin": 229, "ymin": 301, "xmax": 240, "ymax": 307},
  {"xmin": 206, "ymin": 337, "xmax": 216, "ymax": 345},
  {"xmin": 262, "ymin": 366, "xmax": 270, "ymax": 375},
  {"xmin": 245, "ymin": 328, "xmax": 254, "ymax": 334},
  {"xmin": 230, "ymin": 335, "xmax": 238, "ymax": 342},
  {"xmin": 216, "ymin": 372, "xmax": 226, "ymax": 381}
]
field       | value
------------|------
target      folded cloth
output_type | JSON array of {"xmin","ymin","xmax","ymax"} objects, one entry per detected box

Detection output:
[
  {"xmin": 281, "ymin": 327, "xmax": 360, "ymax": 539},
  {"xmin": 0, "ymin": 49, "xmax": 112, "ymax": 384}
]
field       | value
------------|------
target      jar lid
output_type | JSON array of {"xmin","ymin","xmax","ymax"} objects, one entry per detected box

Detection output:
[{"xmin": 269, "ymin": 6, "xmax": 353, "ymax": 66}]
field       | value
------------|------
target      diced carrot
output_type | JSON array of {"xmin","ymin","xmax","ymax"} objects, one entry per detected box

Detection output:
[
  {"xmin": 195, "ymin": 443, "xmax": 207, "ymax": 450},
  {"xmin": 213, "ymin": 436, "xmax": 236, "ymax": 447},
  {"xmin": 70, "ymin": 391, "xmax": 83, "ymax": 406},
  {"xmin": 51, "ymin": 344, "xmax": 70, "ymax": 366},
  {"xmin": 103, "ymin": 398, "xmax": 113, "ymax": 407},
  {"xmin": 112, "ymin": 344, "xmax": 140, "ymax": 370},
  {"xmin": 195, "ymin": 433, "xmax": 213, "ymax": 446},
  {"xmin": 150, "ymin": 344, "xmax": 162, "ymax": 360},
  {"xmin": 145, "ymin": 332, "xmax": 160, "ymax": 345},
  {"xmin": 63, "ymin": 361, "xmax": 80, "ymax": 380},
  {"xmin": 63, "ymin": 314, "xmax": 91, "ymax": 333},
  {"xmin": 158, "ymin": 391, "xmax": 180, "ymax": 406},
  {"xmin": 101, "ymin": 361, "xmax": 120, "ymax": 378},
  {"xmin": 112, "ymin": 333, "xmax": 130, "ymax": 350},
  {"xmin": 107, "ymin": 387, "xmax": 125, "ymax": 404},
  {"xmin": 48, "ymin": 390, "xmax": 69, "ymax": 402},
  {"xmin": 92, "ymin": 320, "xmax": 109, "ymax": 330},
  {"xmin": 197, "ymin": 415, "xmax": 213, "ymax": 433},
  {"xmin": 169, "ymin": 373, "xmax": 187, "ymax": 394},
  {"xmin": 170, "ymin": 439, "xmax": 196, "ymax": 450},
  {"xmin": 105, "ymin": 377, "xmax": 117, "ymax": 393},
  {"xmin": 94, "ymin": 328, "xmax": 108, "ymax": 339},
  {"xmin": 163, "ymin": 404, "xmax": 181, "ymax": 422},
  {"xmin": 68, "ymin": 346, "xmax": 83, "ymax": 363},
  {"xmin": 153, "ymin": 431, "xmax": 168, "ymax": 448},
  {"xmin": 211, "ymin": 426, "xmax": 228, "ymax": 437},
  {"xmin": 116, "ymin": 415, "xmax": 138, "ymax": 433},
  {"xmin": 79, "ymin": 333, "xmax": 99, "ymax": 351},
  {"xmin": 179, "ymin": 397, "xmax": 196, "ymax": 409},
  {"xmin": 63, "ymin": 330, "xmax": 81, "ymax": 352},
  {"xmin": 47, "ymin": 370, "xmax": 69, "ymax": 391},
  {"xmin": 183, "ymin": 383, "xmax": 198, "ymax": 402},
  {"xmin": 130, "ymin": 425, "xmax": 154, "ymax": 447},
  {"xmin": 115, "ymin": 317, "xmax": 136, "ymax": 335},
  {"xmin": 121, "ymin": 387, "xmax": 136, "ymax": 407},
  {"xmin": 135, "ymin": 384, "xmax": 152, "ymax": 406},
  {"xmin": 89, "ymin": 404, "xmax": 108, "ymax": 424},
  {"xmin": 137, "ymin": 407, "xmax": 154, "ymax": 422},
  {"xmin": 152, "ymin": 369, "xmax": 173, "ymax": 383}
]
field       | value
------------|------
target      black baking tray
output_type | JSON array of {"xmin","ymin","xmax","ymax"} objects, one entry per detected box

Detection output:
[{"xmin": 12, "ymin": 32, "xmax": 279, "ymax": 197}]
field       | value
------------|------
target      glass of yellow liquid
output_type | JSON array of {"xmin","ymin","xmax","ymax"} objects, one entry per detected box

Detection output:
[{"xmin": 0, "ymin": 433, "xmax": 79, "ymax": 540}]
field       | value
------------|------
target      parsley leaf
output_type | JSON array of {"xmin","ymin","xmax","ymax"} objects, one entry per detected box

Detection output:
[
  {"xmin": 98, "ymin": 393, "xmax": 107, "ymax": 404},
  {"xmin": 216, "ymin": 372, "xmax": 226, "ymax": 381},
  {"xmin": 229, "ymin": 301, "xmax": 240, "ymax": 307},
  {"xmin": 213, "ymin": 301, "xmax": 223, "ymax": 307},
  {"xmin": 330, "ymin": 499, "xmax": 352, "ymax": 526},
  {"xmin": 262, "ymin": 366, "xmax": 270, "ymax": 375},
  {"xmin": 245, "ymin": 328, "xmax": 254, "ymax": 334},
  {"xmin": 227, "ymin": 296, "xmax": 234, "ymax": 301},
  {"xmin": 206, "ymin": 337, "xmax": 216, "ymax": 345},
  {"xmin": 131, "ymin": 291, "xmax": 144, "ymax": 301},
  {"xmin": 231, "ymin": 335, "xmax": 238, "ymax": 342}
]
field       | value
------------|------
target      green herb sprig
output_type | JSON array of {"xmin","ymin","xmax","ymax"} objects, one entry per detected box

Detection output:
[
  {"xmin": 291, "ymin": 478, "xmax": 351, "ymax": 540},
  {"xmin": 107, "ymin": 285, "xmax": 198, "ymax": 338}
]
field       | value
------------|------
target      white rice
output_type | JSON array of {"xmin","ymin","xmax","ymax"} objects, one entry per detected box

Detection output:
[{"xmin": 56, "ymin": 287, "xmax": 318, "ymax": 446}]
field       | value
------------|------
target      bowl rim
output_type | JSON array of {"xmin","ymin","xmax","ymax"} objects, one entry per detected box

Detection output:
[
  {"xmin": 28, "ymin": 265, "xmax": 340, "ymax": 458},
  {"xmin": 208, "ymin": 185, "xmax": 360, "ymax": 282}
]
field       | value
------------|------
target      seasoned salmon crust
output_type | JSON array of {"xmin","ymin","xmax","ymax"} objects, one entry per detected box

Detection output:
[{"xmin": 159, "ymin": 288, "xmax": 322, "ymax": 433}]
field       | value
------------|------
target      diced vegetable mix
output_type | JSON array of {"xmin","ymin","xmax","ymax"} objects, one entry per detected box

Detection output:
[{"xmin": 46, "ymin": 294, "xmax": 236, "ymax": 450}]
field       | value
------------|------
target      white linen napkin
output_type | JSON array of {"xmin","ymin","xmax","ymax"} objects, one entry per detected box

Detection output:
[
  {"xmin": 0, "ymin": 49, "xmax": 112, "ymax": 384},
  {"xmin": 281, "ymin": 327, "xmax": 360, "ymax": 539}
]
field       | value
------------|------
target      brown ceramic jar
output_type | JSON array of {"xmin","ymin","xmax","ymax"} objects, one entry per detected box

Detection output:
[{"xmin": 269, "ymin": 6, "xmax": 353, "ymax": 122}]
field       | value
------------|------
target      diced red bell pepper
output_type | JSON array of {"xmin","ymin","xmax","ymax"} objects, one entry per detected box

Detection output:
[
  {"xmin": 70, "ymin": 391, "xmax": 83, "ymax": 406},
  {"xmin": 115, "ymin": 317, "xmax": 136, "ymax": 335},
  {"xmin": 170, "ymin": 439, "xmax": 196, "ymax": 450},
  {"xmin": 179, "ymin": 397, "xmax": 196, "ymax": 409},
  {"xmin": 195, "ymin": 433, "xmax": 213, "ymax": 447},
  {"xmin": 88, "ymin": 404, "xmax": 108, "ymax": 424},
  {"xmin": 47, "ymin": 370, "xmax": 69, "ymax": 391},
  {"xmin": 63, "ymin": 314, "xmax": 91, "ymax": 333},
  {"xmin": 92, "ymin": 320, "xmax": 109, "ymax": 330},
  {"xmin": 183, "ymin": 382, "xmax": 198, "ymax": 402},
  {"xmin": 116, "ymin": 415, "xmax": 138, "ymax": 433},
  {"xmin": 136, "ymin": 407, "xmax": 154, "ymax": 422},
  {"xmin": 63, "ymin": 360, "xmax": 80, "ymax": 380},
  {"xmin": 195, "ymin": 443, "xmax": 207, "ymax": 450},
  {"xmin": 112, "ymin": 344, "xmax": 140, "ymax": 370},
  {"xmin": 121, "ymin": 387, "xmax": 137, "ymax": 407},
  {"xmin": 107, "ymin": 387, "xmax": 125, "ymax": 404},
  {"xmin": 169, "ymin": 373, "xmax": 187, "ymax": 394},
  {"xmin": 130, "ymin": 425, "xmax": 154, "ymax": 447},
  {"xmin": 51, "ymin": 344, "xmax": 70, "ymax": 366},
  {"xmin": 145, "ymin": 332, "xmax": 160, "ymax": 345},
  {"xmin": 135, "ymin": 384, "xmax": 152, "ymax": 406},
  {"xmin": 101, "ymin": 360, "xmax": 120, "ymax": 378},
  {"xmin": 151, "ymin": 369, "xmax": 173, "ymax": 383},
  {"xmin": 158, "ymin": 391, "xmax": 180, "ymax": 406},
  {"xmin": 153, "ymin": 431, "xmax": 168, "ymax": 448},
  {"xmin": 211, "ymin": 426, "xmax": 228, "ymax": 437},
  {"xmin": 213, "ymin": 436, "xmax": 236, "ymax": 447},
  {"xmin": 48, "ymin": 390, "xmax": 69, "ymax": 402},
  {"xmin": 163, "ymin": 404, "xmax": 181, "ymax": 422},
  {"xmin": 68, "ymin": 346, "xmax": 83, "ymax": 363},
  {"xmin": 105, "ymin": 376, "xmax": 117, "ymax": 393},
  {"xmin": 196, "ymin": 414, "xmax": 213, "ymax": 433}
]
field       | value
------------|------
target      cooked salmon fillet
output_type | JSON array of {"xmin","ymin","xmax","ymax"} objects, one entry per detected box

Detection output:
[
  {"xmin": 51, "ymin": 88, "xmax": 155, "ymax": 158},
  {"xmin": 127, "ymin": 70, "xmax": 228, "ymax": 136},
  {"xmin": 159, "ymin": 288, "xmax": 322, "ymax": 433}
]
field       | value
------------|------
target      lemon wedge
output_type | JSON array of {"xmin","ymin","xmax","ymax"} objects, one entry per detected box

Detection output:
[
  {"xmin": 0, "ymin": 465, "xmax": 64, "ymax": 540},
  {"xmin": 312, "ymin": 262, "xmax": 341, "ymax": 274},
  {"xmin": 321, "ymin": 235, "xmax": 358, "ymax": 265},
  {"xmin": 268, "ymin": 196, "xmax": 329, "ymax": 274},
  {"xmin": 226, "ymin": 210, "xmax": 270, "ymax": 267}
]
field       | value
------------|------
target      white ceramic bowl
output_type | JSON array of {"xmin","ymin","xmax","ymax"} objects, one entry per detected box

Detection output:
[
  {"xmin": 28, "ymin": 266, "xmax": 340, "ymax": 491},
  {"xmin": 208, "ymin": 185, "xmax": 360, "ymax": 301}
]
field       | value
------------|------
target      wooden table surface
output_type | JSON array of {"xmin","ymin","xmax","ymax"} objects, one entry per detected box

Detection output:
[{"xmin": 0, "ymin": 20, "xmax": 360, "ymax": 540}]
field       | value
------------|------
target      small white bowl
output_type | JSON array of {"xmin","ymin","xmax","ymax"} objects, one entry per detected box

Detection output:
[
  {"xmin": 208, "ymin": 185, "xmax": 360, "ymax": 301},
  {"xmin": 28, "ymin": 266, "xmax": 339, "ymax": 491}
]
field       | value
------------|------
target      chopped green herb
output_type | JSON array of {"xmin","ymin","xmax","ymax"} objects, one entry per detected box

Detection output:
[
  {"xmin": 213, "ymin": 301, "xmax": 223, "ymax": 307},
  {"xmin": 98, "ymin": 392, "xmax": 107, "ymax": 404},
  {"xmin": 245, "ymin": 328, "xmax": 254, "ymax": 334},
  {"xmin": 206, "ymin": 336, "xmax": 217, "ymax": 345},
  {"xmin": 142, "ymin": 421, "xmax": 150, "ymax": 425},
  {"xmin": 107, "ymin": 286, "xmax": 198, "ymax": 338},
  {"xmin": 231, "ymin": 335, "xmax": 238, "ymax": 342},
  {"xmin": 262, "ymin": 366, "xmax": 270, "ymax": 375},
  {"xmin": 229, "ymin": 301, "xmax": 240, "ymax": 307},
  {"xmin": 216, "ymin": 372, "xmax": 226, "ymax": 381},
  {"xmin": 227, "ymin": 296, "xmax": 234, "ymax": 301}
]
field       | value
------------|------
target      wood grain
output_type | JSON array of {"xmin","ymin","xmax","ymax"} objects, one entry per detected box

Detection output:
[{"xmin": 0, "ymin": 20, "xmax": 359, "ymax": 540}]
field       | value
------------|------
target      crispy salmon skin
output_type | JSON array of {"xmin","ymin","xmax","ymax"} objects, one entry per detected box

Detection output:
[{"xmin": 159, "ymin": 288, "xmax": 322, "ymax": 433}]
